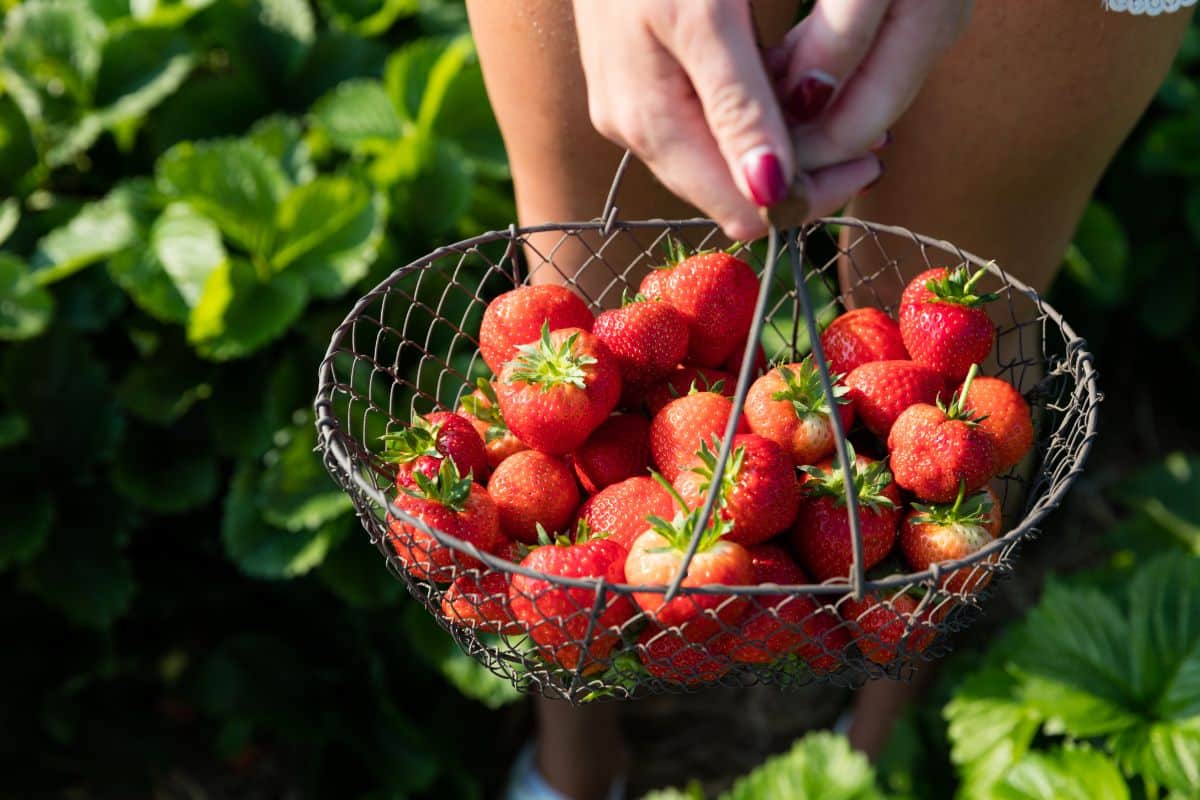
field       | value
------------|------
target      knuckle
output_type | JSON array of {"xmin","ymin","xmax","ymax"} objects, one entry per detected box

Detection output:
[{"xmin": 704, "ymin": 82, "xmax": 764, "ymax": 140}]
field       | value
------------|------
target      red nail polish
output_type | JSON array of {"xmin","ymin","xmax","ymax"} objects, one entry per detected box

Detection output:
[
  {"xmin": 742, "ymin": 149, "xmax": 788, "ymax": 207},
  {"xmin": 786, "ymin": 71, "xmax": 837, "ymax": 124}
]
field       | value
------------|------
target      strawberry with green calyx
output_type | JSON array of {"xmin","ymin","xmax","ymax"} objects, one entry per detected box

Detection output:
[
  {"xmin": 574, "ymin": 475, "xmax": 677, "ymax": 550},
  {"xmin": 381, "ymin": 410, "xmax": 489, "ymax": 489},
  {"xmin": 496, "ymin": 323, "xmax": 621, "ymax": 455},
  {"xmin": 844, "ymin": 359, "xmax": 944, "ymax": 439},
  {"xmin": 638, "ymin": 237, "xmax": 760, "ymax": 368},
  {"xmin": 900, "ymin": 483, "xmax": 1001, "ymax": 595},
  {"xmin": 711, "ymin": 544, "xmax": 849, "ymax": 670},
  {"xmin": 479, "ymin": 284, "xmax": 594, "ymax": 374},
  {"xmin": 888, "ymin": 364, "xmax": 998, "ymax": 503},
  {"xmin": 674, "ymin": 433, "xmax": 800, "ymax": 546},
  {"xmin": 486, "ymin": 449, "xmax": 580, "ymax": 544},
  {"xmin": 593, "ymin": 292, "xmax": 689, "ymax": 395},
  {"xmin": 508, "ymin": 519, "xmax": 635, "ymax": 673},
  {"xmin": 900, "ymin": 266, "xmax": 999, "ymax": 383},
  {"xmin": 744, "ymin": 359, "xmax": 855, "ymax": 467},
  {"xmin": 958, "ymin": 375, "xmax": 1034, "ymax": 471},
  {"xmin": 644, "ymin": 366, "xmax": 735, "ymax": 416},
  {"xmin": 820, "ymin": 308, "xmax": 909, "ymax": 376},
  {"xmin": 572, "ymin": 413, "xmax": 651, "ymax": 494},
  {"xmin": 649, "ymin": 388, "xmax": 748, "ymax": 482},
  {"xmin": 387, "ymin": 458, "xmax": 505, "ymax": 582},
  {"xmin": 839, "ymin": 585, "xmax": 940, "ymax": 665},
  {"xmin": 458, "ymin": 378, "xmax": 528, "ymax": 469},
  {"xmin": 791, "ymin": 448, "xmax": 901, "ymax": 582},
  {"xmin": 624, "ymin": 474, "xmax": 753, "ymax": 641}
]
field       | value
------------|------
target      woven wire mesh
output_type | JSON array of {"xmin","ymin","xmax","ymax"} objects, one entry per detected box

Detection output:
[{"xmin": 314, "ymin": 218, "xmax": 1100, "ymax": 702}]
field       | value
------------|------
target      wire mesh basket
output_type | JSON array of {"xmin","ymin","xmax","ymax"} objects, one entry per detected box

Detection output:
[{"xmin": 314, "ymin": 157, "xmax": 1100, "ymax": 702}]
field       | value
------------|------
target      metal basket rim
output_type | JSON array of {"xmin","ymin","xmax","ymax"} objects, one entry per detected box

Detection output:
[{"xmin": 313, "ymin": 216, "xmax": 1100, "ymax": 597}]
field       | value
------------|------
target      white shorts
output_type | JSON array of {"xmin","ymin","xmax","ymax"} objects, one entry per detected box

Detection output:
[{"xmin": 1106, "ymin": 0, "xmax": 1197, "ymax": 14}]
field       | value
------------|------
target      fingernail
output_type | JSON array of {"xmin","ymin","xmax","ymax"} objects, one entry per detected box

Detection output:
[
  {"xmin": 870, "ymin": 130, "xmax": 892, "ymax": 151},
  {"xmin": 857, "ymin": 159, "xmax": 885, "ymax": 196},
  {"xmin": 741, "ymin": 146, "xmax": 789, "ymax": 207},
  {"xmin": 786, "ymin": 70, "xmax": 837, "ymax": 124}
]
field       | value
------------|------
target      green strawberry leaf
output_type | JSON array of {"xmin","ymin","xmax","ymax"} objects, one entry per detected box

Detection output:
[
  {"xmin": 0, "ymin": 198, "xmax": 19, "ymax": 247},
  {"xmin": 187, "ymin": 258, "xmax": 308, "ymax": 361},
  {"xmin": 993, "ymin": 747, "xmax": 1129, "ymax": 800},
  {"xmin": 719, "ymin": 731, "xmax": 884, "ymax": 800},
  {"xmin": 246, "ymin": 114, "xmax": 315, "ymax": 185},
  {"xmin": 222, "ymin": 461, "xmax": 349, "ymax": 579},
  {"xmin": 115, "ymin": 343, "xmax": 213, "ymax": 424},
  {"xmin": 310, "ymin": 78, "xmax": 405, "ymax": 152},
  {"xmin": 0, "ymin": 254, "xmax": 55, "ymax": 341},
  {"xmin": 318, "ymin": 0, "xmax": 418, "ymax": 36},
  {"xmin": 0, "ymin": 412, "xmax": 29, "ymax": 449},
  {"xmin": 108, "ymin": 244, "xmax": 188, "ymax": 323},
  {"xmin": 0, "ymin": 482, "xmax": 53, "ymax": 570},
  {"xmin": 53, "ymin": 265, "xmax": 125, "ymax": 331},
  {"xmin": 317, "ymin": 535, "xmax": 404, "ymax": 609},
  {"xmin": 259, "ymin": 410, "xmax": 354, "ymax": 532},
  {"xmin": 945, "ymin": 667, "xmax": 1043, "ymax": 800},
  {"xmin": 157, "ymin": 139, "xmax": 290, "ymax": 257},
  {"xmin": 150, "ymin": 201, "xmax": 228, "ymax": 307},
  {"xmin": 1062, "ymin": 202, "xmax": 1129, "ymax": 309},
  {"xmin": 111, "ymin": 422, "xmax": 220, "ymax": 514},
  {"xmin": 90, "ymin": 26, "xmax": 195, "ymax": 140},
  {"xmin": 32, "ymin": 180, "xmax": 155, "ymax": 284},
  {"xmin": 270, "ymin": 175, "xmax": 382, "ymax": 291},
  {"xmin": 117, "ymin": 0, "xmax": 217, "ymax": 27},
  {"xmin": 401, "ymin": 603, "xmax": 522, "ymax": 709}
]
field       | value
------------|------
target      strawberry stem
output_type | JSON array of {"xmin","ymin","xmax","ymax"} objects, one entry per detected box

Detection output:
[
  {"xmin": 400, "ymin": 457, "xmax": 474, "ymax": 511},
  {"xmin": 380, "ymin": 413, "xmax": 443, "ymax": 464},
  {"xmin": 647, "ymin": 470, "xmax": 733, "ymax": 553},
  {"xmin": 942, "ymin": 363, "xmax": 982, "ymax": 421},
  {"xmin": 505, "ymin": 322, "xmax": 597, "ymax": 391},
  {"xmin": 770, "ymin": 359, "xmax": 849, "ymax": 418},
  {"xmin": 800, "ymin": 444, "xmax": 896, "ymax": 512},
  {"xmin": 923, "ymin": 265, "xmax": 1000, "ymax": 307}
]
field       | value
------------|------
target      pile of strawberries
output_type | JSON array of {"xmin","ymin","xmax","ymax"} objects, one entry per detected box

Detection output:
[{"xmin": 382, "ymin": 244, "xmax": 1034, "ymax": 682}]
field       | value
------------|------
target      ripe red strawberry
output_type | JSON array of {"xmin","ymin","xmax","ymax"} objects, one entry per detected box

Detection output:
[
  {"xmin": 486, "ymin": 449, "xmax": 580, "ymax": 544},
  {"xmin": 791, "ymin": 451, "xmax": 901, "ymax": 582},
  {"xmin": 820, "ymin": 308, "xmax": 909, "ymax": 375},
  {"xmin": 572, "ymin": 413, "xmax": 651, "ymax": 494},
  {"xmin": 457, "ymin": 378, "xmax": 528, "ymax": 469},
  {"xmin": 712, "ymin": 545, "xmax": 848, "ymax": 670},
  {"xmin": 899, "ymin": 267, "xmax": 998, "ymax": 383},
  {"xmin": 840, "ymin": 591, "xmax": 938, "ymax": 665},
  {"xmin": 575, "ymin": 476, "xmax": 676, "ymax": 550},
  {"xmin": 900, "ymin": 485, "xmax": 1001, "ymax": 595},
  {"xmin": 479, "ymin": 284, "xmax": 594, "ymax": 373},
  {"xmin": 496, "ymin": 324, "xmax": 621, "ymax": 455},
  {"xmin": 387, "ymin": 459, "xmax": 506, "ymax": 582},
  {"xmin": 959, "ymin": 376, "xmax": 1034, "ymax": 471},
  {"xmin": 508, "ymin": 522, "xmax": 635, "ymax": 672},
  {"xmin": 888, "ymin": 365, "xmax": 998, "ymax": 503},
  {"xmin": 674, "ymin": 434, "xmax": 800, "ymax": 546},
  {"xmin": 382, "ymin": 410, "xmax": 489, "ymax": 489},
  {"xmin": 639, "ymin": 625, "xmax": 729, "ymax": 685},
  {"xmin": 844, "ymin": 360, "xmax": 944, "ymax": 438},
  {"xmin": 639, "ymin": 240, "xmax": 759, "ymax": 367},
  {"xmin": 649, "ymin": 390, "xmax": 748, "ymax": 482},
  {"xmin": 442, "ymin": 570, "xmax": 521, "ymax": 635},
  {"xmin": 624, "ymin": 479, "xmax": 753, "ymax": 640},
  {"xmin": 644, "ymin": 366, "xmax": 735, "ymax": 416},
  {"xmin": 744, "ymin": 359, "xmax": 855, "ymax": 467},
  {"xmin": 593, "ymin": 295, "xmax": 689, "ymax": 392}
]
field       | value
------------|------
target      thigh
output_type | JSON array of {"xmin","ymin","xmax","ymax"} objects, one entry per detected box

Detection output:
[{"xmin": 843, "ymin": 0, "xmax": 1194, "ymax": 305}]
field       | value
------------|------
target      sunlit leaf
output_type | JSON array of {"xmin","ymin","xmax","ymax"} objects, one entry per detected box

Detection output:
[
  {"xmin": 0, "ymin": 254, "xmax": 55, "ymax": 341},
  {"xmin": 187, "ymin": 258, "xmax": 308, "ymax": 361}
]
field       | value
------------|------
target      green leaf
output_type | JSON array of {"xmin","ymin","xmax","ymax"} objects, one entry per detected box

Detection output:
[
  {"xmin": 0, "ymin": 96, "xmax": 38, "ymax": 190},
  {"xmin": 0, "ymin": 0, "xmax": 107, "ymax": 159},
  {"xmin": 318, "ymin": 0, "xmax": 418, "ymax": 35},
  {"xmin": 108, "ymin": 244, "xmax": 188, "ymax": 323},
  {"xmin": 310, "ymin": 79, "xmax": 405, "ymax": 151},
  {"xmin": 401, "ymin": 603, "xmax": 522, "ymax": 709},
  {"xmin": 994, "ymin": 747, "xmax": 1129, "ymax": 800},
  {"xmin": 253, "ymin": 0, "xmax": 316, "ymax": 72},
  {"xmin": 0, "ymin": 412, "xmax": 29, "ymax": 449},
  {"xmin": 317, "ymin": 535, "xmax": 404, "ymax": 608},
  {"xmin": 1141, "ymin": 113, "xmax": 1200, "ymax": 178},
  {"xmin": 53, "ymin": 265, "xmax": 126, "ymax": 331},
  {"xmin": 150, "ymin": 202, "xmax": 227, "ymax": 307},
  {"xmin": 0, "ymin": 483, "xmax": 53, "ymax": 569},
  {"xmin": 246, "ymin": 114, "xmax": 315, "ymax": 185},
  {"xmin": 258, "ymin": 410, "xmax": 354, "ymax": 531},
  {"xmin": 388, "ymin": 137, "xmax": 472, "ymax": 234},
  {"xmin": 425, "ymin": 51, "xmax": 507, "ymax": 177},
  {"xmin": 1126, "ymin": 555, "xmax": 1200, "ymax": 717},
  {"xmin": 641, "ymin": 786, "xmax": 706, "ymax": 800},
  {"xmin": 206, "ymin": 356, "xmax": 306, "ymax": 459},
  {"xmin": 271, "ymin": 174, "xmax": 372, "ymax": 270},
  {"xmin": 290, "ymin": 189, "xmax": 385, "ymax": 298},
  {"xmin": 383, "ymin": 36, "xmax": 450, "ymax": 124},
  {"xmin": 945, "ymin": 667, "xmax": 1043, "ymax": 800},
  {"xmin": 111, "ymin": 422, "xmax": 220, "ymax": 514},
  {"xmin": 222, "ymin": 462, "xmax": 349, "ymax": 578},
  {"xmin": 0, "ymin": 254, "xmax": 55, "ymax": 341},
  {"xmin": 1138, "ymin": 252, "xmax": 1197, "ymax": 339},
  {"xmin": 719, "ymin": 731, "xmax": 883, "ymax": 800},
  {"xmin": 187, "ymin": 259, "xmax": 308, "ymax": 361},
  {"xmin": 1061, "ymin": 202, "xmax": 1128, "ymax": 309},
  {"xmin": 0, "ymin": 198, "xmax": 19, "ymax": 247},
  {"xmin": 115, "ymin": 342, "xmax": 212, "ymax": 424},
  {"xmin": 157, "ymin": 139, "xmax": 289, "ymax": 257},
  {"xmin": 124, "ymin": 0, "xmax": 216, "ymax": 28},
  {"xmin": 92, "ymin": 26, "xmax": 194, "ymax": 127},
  {"xmin": 26, "ymin": 488, "xmax": 135, "ymax": 628},
  {"xmin": 31, "ymin": 180, "xmax": 155, "ymax": 284}
]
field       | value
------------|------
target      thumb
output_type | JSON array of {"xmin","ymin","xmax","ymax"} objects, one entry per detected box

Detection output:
[{"xmin": 656, "ymin": 3, "xmax": 794, "ymax": 208}]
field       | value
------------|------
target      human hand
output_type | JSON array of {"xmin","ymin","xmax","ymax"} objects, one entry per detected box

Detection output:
[
  {"xmin": 572, "ymin": 0, "xmax": 884, "ymax": 240},
  {"xmin": 767, "ymin": 0, "xmax": 973, "ymax": 171}
]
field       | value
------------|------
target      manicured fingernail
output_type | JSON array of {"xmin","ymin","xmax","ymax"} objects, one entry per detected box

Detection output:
[
  {"xmin": 870, "ymin": 130, "xmax": 892, "ymax": 151},
  {"xmin": 857, "ymin": 159, "xmax": 885, "ymax": 196},
  {"xmin": 741, "ymin": 146, "xmax": 789, "ymax": 207},
  {"xmin": 786, "ymin": 70, "xmax": 837, "ymax": 124}
]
